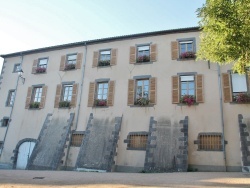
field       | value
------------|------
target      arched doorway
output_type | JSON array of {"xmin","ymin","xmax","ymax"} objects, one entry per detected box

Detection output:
[{"xmin": 16, "ymin": 141, "xmax": 35, "ymax": 169}]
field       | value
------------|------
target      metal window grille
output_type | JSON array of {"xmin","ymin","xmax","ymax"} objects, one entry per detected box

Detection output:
[
  {"xmin": 71, "ymin": 133, "xmax": 84, "ymax": 147},
  {"xmin": 199, "ymin": 134, "xmax": 222, "ymax": 151},
  {"xmin": 128, "ymin": 134, "xmax": 148, "ymax": 149}
]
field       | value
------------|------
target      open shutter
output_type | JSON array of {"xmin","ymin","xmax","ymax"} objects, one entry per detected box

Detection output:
[
  {"xmin": 127, "ymin": 79, "xmax": 135, "ymax": 105},
  {"xmin": 196, "ymin": 74, "xmax": 204, "ymax": 103},
  {"xmin": 54, "ymin": 84, "xmax": 62, "ymax": 108},
  {"xmin": 39, "ymin": 86, "xmax": 48, "ymax": 109},
  {"xmin": 107, "ymin": 81, "xmax": 115, "ymax": 106},
  {"xmin": 76, "ymin": 53, "xmax": 83, "ymax": 69},
  {"xmin": 149, "ymin": 77, "xmax": 157, "ymax": 104},
  {"xmin": 110, "ymin": 49, "xmax": 117, "ymax": 66},
  {"xmin": 70, "ymin": 84, "xmax": 78, "ymax": 107},
  {"xmin": 88, "ymin": 82, "xmax": 96, "ymax": 107},
  {"xmin": 25, "ymin": 87, "xmax": 32, "ymax": 109},
  {"xmin": 172, "ymin": 76, "xmax": 180, "ymax": 104},
  {"xmin": 60, "ymin": 55, "xmax": 66, "ymax": 71},
  {"xmin": 150, "ymin": 44, "xmax": 157, "ymax": 62},
  {"xmin": 171, "ymin": 41, "xmax": 179, "ymax": 60},
  {"xmin": 222, "ymin": 73, "xmax": 232, "ymax": 102},
  {"xmin": 129, "ymin": 46, "xmax": 136, "ymax": 64},
  {"xmin": 92, "ymin": 51, "xmax": 99, "ymax": 67},
  {"xmin": 32, "ymin": 59, "xmax": 38, "ymax": 74}
]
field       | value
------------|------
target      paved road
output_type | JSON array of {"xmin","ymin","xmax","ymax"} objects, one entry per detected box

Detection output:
[{"xmin": 0, "ymin": 170, "xmax": 250, "ymax": 188}]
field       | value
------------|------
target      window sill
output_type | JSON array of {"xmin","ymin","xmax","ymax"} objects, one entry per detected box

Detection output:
[
  {"xmin": 134, "ymin": 61, "xmax": 153, "ymax": 65},
  {"xmin": 28, "ymin": 108, "xmax": 41, "ymax": 110},
  {"xmin": 93, "ymin": 106, "xmax": 109, "ymax": 108},
  {"xmin": 177, "ymin": 58, "xmax": 196, "ymax": 61},
  {"xmin": 58, "ymin": 107, "xmax": 71, "ymax": 109},
  {"xmin": 97, "ymin": 65, "xmax": 111, "ymax": 68},
  {"xmin": 63, "ymin": 69, "xmax": 76, "ymax": 71},
  {"xmin": 177, "ymin": 103, "xmax": 199, "ymax": 106},
  {"xmin": 130, "ymin": 104, "xmax": 154, "ymax": 108},
  {"xmin": 126, "ymin": 147, "xmax": 146, "ymax": 151}
]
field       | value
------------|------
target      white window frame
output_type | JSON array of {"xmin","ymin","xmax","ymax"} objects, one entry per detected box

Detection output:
[
  {"xmin": 231, "ymin": 73, "xmax": 248, "ymax": 94},
  {"xmin": 7, "ymin": 90, "xmax": 15, "ymax": 106},
  {"xmin": 96, "ymin": 82, "xmax": 108, "ymax": 100},
  {"xmin": 32, "ymin": 87, "xmax": 43, "ymax": 103},
  {"xmin": 62, "ymin": 84, "xmax": 73, "ymax": 102},
  {"xmin": 67, "ymin": 54, "xmax": 77, "ymax": 65},
  {"xmin": 135, "ymin": 79, "xmax": 149, "ymax": 100},
  {"xmin": 38, "ymin": 58, "xmax": 48, "ymax": 69},
  {"xmin": 180, "ymin": 75, "xmax": 195, "ymax": 96}
]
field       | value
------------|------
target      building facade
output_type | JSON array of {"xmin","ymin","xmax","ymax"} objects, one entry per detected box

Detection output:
[{"xmin": 0, "ymin": 27, "xmax": 249, "ymax": 172}]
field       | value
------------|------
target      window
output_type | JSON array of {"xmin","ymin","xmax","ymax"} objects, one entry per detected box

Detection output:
[
  {"xmin": 135, "ymin": 79, "xmax": 149, "ymax": 105},
  {"xmin": 137, "ymin": 45, "xmax": 150, "ymax": 62},
  {"xmin": 7, "ymin": 90, "xmax": 15, "ymax": 106},
  {"xmin": 95, "ymin": 82, "xmax": 108, "ymax": 106},
  {"xmin": 64, "ymin": 54, "xmax": 77, "ymax": 70},
  {"xmin": 231, "ymin": 73, "xmax": 248, "ymax": 94},
  {"xmin": 99, "ymin": 50, "xmax": 111, "ymax": 66},
  {"xmin": 198, "ymin": 133, "xmax": 222, "ymax": 151},
  {"xmin": 71, "ymin": 133, "xmax": 84, "ymax": 147},
  {"xmin": 13, "ymin": 64, "xmax": 21, "ymax": 72},
  {"xmin": 125, "ymin": 132, "xmax": 148, "ymax": 150},
  {"xmin": 0, "ymin": 142, "xmax": 3, "ymax": 154},
  {"xmin": 32, "ymin": 87, "xmax": 43, "ymax": 103},
  {"xmin": 2, "ymin": 118, "xmax": 9, "ymax": 127},
  {"xmin": 62, "ymin": 85, "xmax": 73, "ymax": 102},
  {"xmin": 180, "ymin": 75, "xmax": 195, "ymax": 96},
  {"xmin": 171, "ymin": 38, "xmax": 196, "ymax": 60}
]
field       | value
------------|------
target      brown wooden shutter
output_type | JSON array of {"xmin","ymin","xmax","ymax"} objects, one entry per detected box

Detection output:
[
  {"xmin": 149, "ymin": 77, "xmax": 156, "ymax": 104},
  {"xmin": 32, "ymin": 59, "xmax": 38, "ymax": 74},
  {"xmin": 39, "ymin": 86, "xmax": 48, "ymax": 109},
  {"xmin": 25, "ymin": 87, "xmax": 32, "ymax": 109},
  {"xmin": 54, "ymin": 84, "xmax": 62, "ymax": 108},
  {"xmin": 130, "ymin": 46, "xmax": 136, "ymax": 64},
  {"xmin": 222, "ymin": 73, "xmax": 232, "ymax": 102},
  {"xmin": 60, "ymin": 55, "xmax": 66, "ymax": 71},
  {"xmin": 196, "ymin": 74, "xmax": 204, "ymax": 103},
  {"xmin": 110, "ymin": 49, "xmax": 117, "ymax": 66},
  {"xmin": 88, "ymin": 82, "xmax": 96, "ymax": 107},
  {"xmin": 70, "ymin": 84, "xmax": 78, "ymax": 107},
  {"xmin": 107, "ymin": 81, "xmax": 115, "ymax": 106},
  {"xmin": 76, "ymin": 53, "xmax": 83, "ymax": 69},
  {"xmin": 92, "ymin": 51, "xmax": 99, "ymax": 67},
  {"xmin": 171, "ymin": 41, "xmax": 179, "ymax": 60},
  {"xmin": 172, "ymin": 76, "xmax": 180, "ymax": 104},
  {"xmin": 127, "ymin": 79, "xmax": 135, "ymax": 105},
  {"xmin": 150, "ymin": 44, "xmax": 157, "ymax": 62}
]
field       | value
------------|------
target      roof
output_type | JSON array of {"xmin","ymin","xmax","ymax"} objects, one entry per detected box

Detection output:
[{"xmin": 1, "ymin": 26, "xmax": 200, "ymax": 58}]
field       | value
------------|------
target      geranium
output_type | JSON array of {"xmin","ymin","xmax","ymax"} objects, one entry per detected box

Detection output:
[
  {"xmin": 95, "ymin": 99, "xmax": 107, "ymax": 106},
  {"xmin": 36, "ymin": 67, "xmax": 46, "ymax": 73},
  {"xmin": 65, "ymin": 64, "xmax": 76, "ymax": 70},
  {"xmin": 180, "ymin": 95, "xmax": 196, "ymax": 106},
  {"xmin": 233, "ymin": 93, "xmax": 250, "ymax": 103},
  {"xmin": 180, "ymin": 51, "xmax": 195, "ymax": 59},
  {"xmin": 137, "ymin": 55, "xmax": 150, "ymax": 62}
]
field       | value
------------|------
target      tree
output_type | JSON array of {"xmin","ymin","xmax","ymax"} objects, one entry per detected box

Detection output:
[{"xmin": 197, "ymin": 0, "xmax": 250, "ymax": 74}]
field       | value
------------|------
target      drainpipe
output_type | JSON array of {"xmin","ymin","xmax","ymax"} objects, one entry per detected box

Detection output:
[
  {"xmin": 217, "ymin": 63, "xmax": 227, "ymax": 172},
  {"xmin": 1, "ymin": 53, "xmax": 23, "ymax": 155}
]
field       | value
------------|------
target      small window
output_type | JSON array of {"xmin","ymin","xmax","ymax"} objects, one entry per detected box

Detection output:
[
  {"xmin": 135, "ymin": 79, "xmax": 149, "ymax": 105},
  {"xmin": 13, "ymin": 64, "xmax": 21, "ymax": 73},
  {"xmin": 65, "ymin": 54, "xmax": 77, "ymax": 70},
  {"xmin": 35, "ymin": 58, "xmax": 48, "ymax": 73},
  {"xmin": 198, "ymin": 134, "xmax": 222, "ymax": 151},
  {"xmin": 179, "ymin": 40, "xmax": 195, "ymax": 59},
  {"xmin": 2, "ymin": 118, "xmax": 9, "ymax": 127},
  {"xmin": 62, "ymin": 85, "xmax": 73, "ymax": 102},
  {"xmin": 99, "ymin": 50, "xmax": 111, "ymax": 66},
  {"xmin": 180, "ymin": 75, "xmax": 195, "ymax": 96},
  {"xmin": 127, "ymin": 133, "xmax": 148, "ymax": 150},
  {"xmin": 95, "ymin": 82, "xmax": 108, "ymax": 106},
  {"xmin": 0, "ymin": 142, "xmax": 3, "ymax": 154},
  {"xmin": 7, "ymin": 90, "xmax": 15, "ymax": 106},
  {"xmin": 71, "ymin": 133, "xmax": 84, "ymax": 147},
  {"xmin": 137, "ymin": 45, "xmax": 150, "ymax": 63},
  {"xmin": 231, "ymin": 73, "xmax": 247, "ymax": 93}
]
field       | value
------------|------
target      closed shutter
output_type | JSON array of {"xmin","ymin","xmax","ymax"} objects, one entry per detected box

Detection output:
[
  {"xmin": 70, "ymin": 84, "xmax": 78, "ymax": 107},
  {"xmin": 110, "ymin": 49, "xmax": 117, "ymax": 66},
  {"xmin": 32, "ymin": 59, "xmax": 38, "ymax": 74},
  {"xmin": 39, "ymin": 86, "xmax": 48, "ymax": 109},
  {"xmin": 92, "ymin": 51, "xmax": 99, "ymax": 67},
  {"xmin": 150, "ymin": 44, "xmax": 157, "ymax": 62},
  {"xmin": 222, "ymin": 73, "xmax": 232, "ymax": 103},
  {"xmin": 171, "ymin": 41, "xmax": 179, "ymax": 60},
  {"xmin": 54, "ymin": 84, "xmax": 62, "ymax": 108},
  {"xmin": 88, "ymin": 82, "xmax": 96, "ymax": 107},
  {"xmin": 76, "ymin": 53, "xmax": 83, "ymax": 69},
  {"xmin": 172, "ymin": 76, "xmax": 180, "ymax": 104},
  {"xmin": 196, "ymin": 74, "xmax": 204, "ymax": 103},
  {"xmin": 60, "ymin": 55, "xmax": 66, "ymax": 71},
  {"xmin": 25, "ymin": 87, "xmax": 32, "ymax": 109},
  {"xmin": 129, "ymin": 46, "xmax": 136, "ymax": 64},
  {"xmin": 127, "ymin": 79, "xmax": 135, "ymax": 105},
  {"xmin": 149, "ymin": 77, "xmax": 156, "ymax": 104},
  {"xmin": 107, "ymin": 81, "xmax": 115, "ymax": 106}
]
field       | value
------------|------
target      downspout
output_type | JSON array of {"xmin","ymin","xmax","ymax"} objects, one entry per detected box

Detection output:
[
  {"xmin": 217, "ymin": 63, "xmax": 227, "ymax": 172},
  {"xmin": 1, "ymin": 53, "xmax": 23, "ymax": 155}
]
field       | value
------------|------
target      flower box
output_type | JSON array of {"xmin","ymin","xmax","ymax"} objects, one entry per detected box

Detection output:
[
  {"xmin": 233, "ymin": 93, "xmax": 250, "ymax": 103},
  {"xmin": 134, "ymin": 97, "xmax": 150, "ymax": 106},
  {"xmin": 36, "ymin": 67, "xmax": 46, "ymax": 73},
  {"xmin": 95, "ymin": 99, "xmax": 107, "ymax": 106},
  {"xmin": 29, "ymin": 102, "xmax": 40, "ymax": 109},
  {"xmin": 65, "ymin": 64, "xmax": 76, "ymax": 70},
  {"xmin": 98, "ymin": 60, "xmax": 110, "ymax": 66},
  {"xmin": 137, "ymin": 55, "xmax": 150, "ymax": 63},
  {"xmin": 59, "ymin": 101, "xmax": 70, "ymax": 108},
  {"xmin": 180, "ymin": 52, "xmax": 196, "ymax": 59},
  {"xmin": 180, "ymin": 95, "xmax": 196, "ymax": 106}
]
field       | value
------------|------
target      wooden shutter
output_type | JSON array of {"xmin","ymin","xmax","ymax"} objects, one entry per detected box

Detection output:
[
  {"xmin": 110, "ymin": 49, "xmax": 117, "ymax": 66},
  {"xmin": 39, "ymin": 86, "xmax": 48, "ymax": 109},
  {"xmin": 196, "ymin": 74, "xmax": 204, "ymax": 103},
  {"xmin": 92, "ymin": 51, "xmax": 99, "ymax": 67},
  {"xmin": 70, "ymin": 84, "xmax": 78, "ymax": 107},
  {"xmin": 127, "ymin": 79, "xmax": 135, "ymax": 105},
  {"xmin": 54, "ymin": 84, "xmax": 62, "ymax": 108},
  {"xmin": 60, "ymin": 55, "xmax": 66, "ymax": 71},
  {"xmin": 171, "ymin": 41, "xmax": 179, "ymax": 60},
  {"xmin": 76, "ymin": 53, "xmax": 83, "ymax": 69},
  {"xmin": 150, "ymin": 44, "xmax": 157, "ymax": 62},
  {"xmin": 149, "ymin": 77, "xmax": 156, "ymax": 104},
  {"xmin": 88, "ymin": 82, "xmax": 96, "ymax": 107},
  {"xmin": 130, "ymin": 46, "xmax": 136, "ymax": 64},
  {"xmin": 107, "ymin": 81, "xmax": 115, "ymax": 106},
  {"xmin": 25, "ymin": 87, "xmax": 32, "ymax": 109},
  {"xmin": 172, "ymin": 76, "xmax": 180, "ymax": 104},
  {"xmin": 32, "ymin": 59, "xmax": 38, "ymax": 74},
  {"xmin": 222, "ymin": 73, "xmax": 232, "ymax": 102}
]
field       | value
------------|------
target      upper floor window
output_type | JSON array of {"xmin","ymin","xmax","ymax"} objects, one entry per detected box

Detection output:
[
  {"xmin": 99, "ymin": 50, "xmax": 111, "ymax": 66},
  {"xmin": 137, "ymin": 45, "xmax": 150, "ymax": 63},
  {"xmin": 6, "ymin": 90, "xmax": 15, "ymax": 106},
  {"xmin": 95, "ymin": 82, "xmax": 108, "ymax": 106},
  {"xmin": 135, "ymin": 79, "xmax": 149, "ymax": 105},
  {"xmin": 62, "ymin": 85, "xmax": 73, "ymax": 102},
  {"xmin": 180, "ymin": 75, "xmax": 195, "ymax": 96},
  {"xmin": 92, "ymin": 49, "xmax": 117, "ymax": 67},
  {"xmin": 171, "ymin": 38, "xmax": 196, "ymax": 60},
  {"xmin": 32, "ymin": 87, "xmax": 43, "ymax": 103},
  {"xmin": 13, "ymin": 64, "xmax": 21, "ymax": 73},
  {"xmin": 36, "ymin": 58, "xmax": 48, "ymax": 73},
  {"xmin": 25, "ymin": 85, "xmax": 47, "ymax": 109},
  {"xmin": 65, "ymin": 54, "xmax": 77, "ymax": 70},
  {"xmin": 129, "ymin": 44, "xmax": 157, "ymax": 64},
  {"xmin": 60, "ymin": 53, "xmax": 83, "ymax": 71},
  {"xmin": 2, "ymin": 118, "xmax": 9, "ymax": 127}
]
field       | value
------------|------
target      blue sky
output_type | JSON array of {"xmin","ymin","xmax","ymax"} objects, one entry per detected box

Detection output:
[{"xmin": 0, "ymin": 0, "xmax": 205, "ymax": 72}]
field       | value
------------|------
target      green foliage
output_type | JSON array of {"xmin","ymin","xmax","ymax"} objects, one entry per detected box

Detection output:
[
  {"xmin": 59, "ymin": 101, "xmax": 70, "ymax": 108},
  {"xmin": 29, "ymin": 102, "xmax": 40, "ymax": 109},
  {"xmin": 197, "ymin": 0, "xmax": 250, "ymax": 74},
  {"xmin": 134, "ymin": 97, "xmax": 150, "ymax": 106}
]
